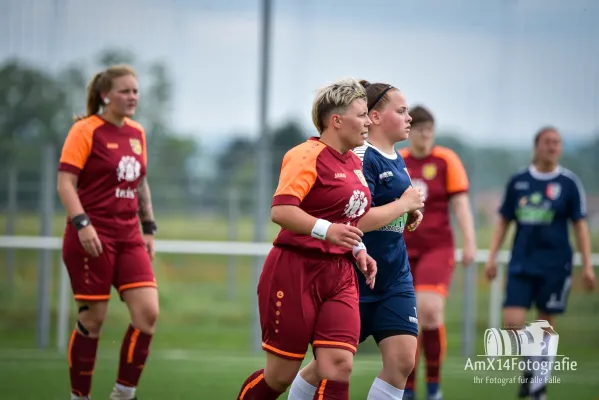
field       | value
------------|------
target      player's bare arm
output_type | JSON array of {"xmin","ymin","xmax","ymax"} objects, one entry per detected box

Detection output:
[
  {"xmin": 271, "ymin": 205, "xmax": 364, "ymax": 249},
  {"xmin": 450, "ymin": 193, "xmax": 477, "ymax": 266},
  {"xmin": 57, "ymin": 171, "xmax": 85, "ymax": 217},
  {"xmin": 572, "ymin": 219, "xmax": 596, "ymax": 291},
  {"xmin": 137, "ymin": 177, "xmax": 156, "ymax": 259},
  {"xmin": 485, "ymin": 216, "xmax": 511, "ymax": 280},
  {"xmin": 57, "ymin": 171, "xmax": 103, "ymax": 257},
  {"xmin": 137, "ymin": 177, "xmax": 155, "ymax": 222},
  {"xmin": 357, "ymin": 187, "xmax": 424, "ymax": 232}
]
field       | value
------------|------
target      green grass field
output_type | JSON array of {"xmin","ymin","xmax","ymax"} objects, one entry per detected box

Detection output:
[{"xmin": 1, "ymin": 213, "xmax": 598, "ymax": 399}]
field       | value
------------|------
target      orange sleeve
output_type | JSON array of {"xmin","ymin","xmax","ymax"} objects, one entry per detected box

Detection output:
[
  {"xmin": 435, "ymin": 147, "xmax": 469, "ymax": 194},
  {"xmin": 125, "ymin": 118, "xmax": 147, "ymax": 166},
  {"xmin": 58, "ymin": 117, "xmax": 102, "ymax": 174},
  {"xmin": 272, "ymin": 142, "xmax": 324, "ymax": 206}
]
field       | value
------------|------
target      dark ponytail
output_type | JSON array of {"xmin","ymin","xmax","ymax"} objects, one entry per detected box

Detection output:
[{"xmin": 359, "ymin": 79, "xmax": 395, "ymax": 112}]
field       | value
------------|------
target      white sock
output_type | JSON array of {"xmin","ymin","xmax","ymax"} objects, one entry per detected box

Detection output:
[
  {"xmin": 114, "ymin": 383, "xmax": 136, "ymax": 398},
  {"xmin": 367, "ymin": 377, "xmax": 404, "ymax": 400},
  {"xmin": 530, "ymin": 355, "xmax": 553, "ymax": 393},
  {"xmin": 71, "ymin": 394, "xmax": 89, "ymax": 400},
  {"xmin": 288, "ymin": 373, "xmax": 317, "ymax": 400}
]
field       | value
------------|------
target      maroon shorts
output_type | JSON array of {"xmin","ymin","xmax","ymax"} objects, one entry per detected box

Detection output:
[
  {"xmin": 258, "ymin": 246, "xmax": 360, "ymax": 361},
  {"xmin": 62, "ymin": 225, "xmax": 156, "ymax": 302},
  {"xmin": 409, "ymin": 246, "xmax": 455, "ymax": 297}
]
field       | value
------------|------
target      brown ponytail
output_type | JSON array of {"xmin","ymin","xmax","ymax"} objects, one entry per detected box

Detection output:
[
  {"xmin": 74, "ymin": 64, "xmax": 137, "ymax": 121},
  {"xmin": 85, "ymin": 72, "xmax": 104, "ymax": 119}
]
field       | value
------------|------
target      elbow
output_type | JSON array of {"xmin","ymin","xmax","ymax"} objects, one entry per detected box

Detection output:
[{"xmin": 271, "ymin": 206, "xmax": 283, "ymax": 225}]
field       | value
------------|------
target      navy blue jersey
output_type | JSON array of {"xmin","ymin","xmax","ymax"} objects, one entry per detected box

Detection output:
[
  {"xmin": 499, "ymin": 166, "xmax": 586, "ymax": 275},
  {"xmin": 353, "ymin": 142, "xmax": 414, "ymax": 302}
]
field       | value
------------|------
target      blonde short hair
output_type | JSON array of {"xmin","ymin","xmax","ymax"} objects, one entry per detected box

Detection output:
[{"xmin": 311, "ymin": 78, "xmax": 367, "ymax": 134}]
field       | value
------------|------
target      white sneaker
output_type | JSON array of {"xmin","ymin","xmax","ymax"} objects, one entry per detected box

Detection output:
[
  {"xmin": 109, "ymin": 384, "xmax": 136, "ymax": 400},
  {"xmin": 70, "ymin": 394, "xmax": 90, "ymax": 400}
]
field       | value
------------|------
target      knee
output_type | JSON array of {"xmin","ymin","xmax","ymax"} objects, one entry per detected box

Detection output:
[
  {"xmin": 397, "ymin": 351, "xmax": 416, "ymax": 377},
  {"xmin": 265, "ymin": 367, "xmax": 298, "ymax": 391},
  {"xmin": 315, "ymin": 350, "xmax": 353, "ymax": 382},
  {"xmin": 78, "ymin": 305, "xmax": 107, "ymax": 337},
  {"xmin": 263, "ymin": 357, "xmax": 303, "ymax": 392},
  {"xmin": 132, "ymin": 303, "xmax": 159, "ymax": 334},
  {"xmin": 419, "ymin": 302, "xmax": 444, "ymax": 328},
  {"xmin": 503, "ymin": 308, "xmax": 526, "ymax": 329}
]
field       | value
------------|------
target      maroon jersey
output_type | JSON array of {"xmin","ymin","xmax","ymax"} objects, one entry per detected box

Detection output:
[
  {"xmin": 272, "ymin": 138, "xmax": 372, "ymax": 255},
  {"xmin": 399, "ymin": 146, "xmax": 469, "ymax": 252},
  {"xmin": 58, "ymin": 115, "xmax": 147, "ymax": 240}
]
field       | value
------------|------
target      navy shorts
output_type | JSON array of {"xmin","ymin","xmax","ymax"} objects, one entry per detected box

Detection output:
[
  {"xmin": 359, "ymin": 291, "xmax": 419, "ymax": 344},
  {"xmin": 503, "ymin": 272, "xmax": 573, "ymax": 314}
]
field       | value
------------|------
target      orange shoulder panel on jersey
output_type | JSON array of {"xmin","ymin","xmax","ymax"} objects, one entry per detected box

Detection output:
[
  {"xmin": 125, "ymin": 118, "xmax": 147, "ymax": 166},
  {"xmin": 273, "ymin": 140, "xmax": 326, "ymax": 203},
  {"xmin": 432, "ymin": 146, "xmax": 469, "ymax": 194},
  {"xmin": 398, "ymin": 148, "xmax": 410, "ymax": 159},
  {"xmin": 59, "ymin": 115, "xmax": 105, "ymax": 171}
]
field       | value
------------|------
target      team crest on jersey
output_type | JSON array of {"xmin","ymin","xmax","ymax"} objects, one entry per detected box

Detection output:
[
  {"xmin": 422, "ymin": 163, "xmax": 437, "ymax": 180},
  {"xmin": 546, "ymin": 183, "xmax": 561, "ymax": 200},
  {"xmin": 129, "ymin": 138, "xmax": 142, "ymax": 155},
  {"xmin": 353, "ymin": 170, "xmax": 368, "ymax": 187}
]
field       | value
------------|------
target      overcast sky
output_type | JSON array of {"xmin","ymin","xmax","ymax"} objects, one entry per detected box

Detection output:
[{"xmin": 2, "ymin": 0, "xmax": 598, "ymax": 149}]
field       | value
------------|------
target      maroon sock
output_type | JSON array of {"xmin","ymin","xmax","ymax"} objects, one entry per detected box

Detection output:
[
  {"xmin": 313, "ymin": 380, "xmax": 349, "ymax": 400},
  {"xmin": 68, "ymin": 330, "xmax": 99, "ymax": 397},
  {"xmin": 422, "ymin": 325, "xmax": 445, "ymax": 392},
  {"xmin": 116, "ymin": 324, "xmax": 153, "ymax": 388},
  {"xmin": 405, "ymin": 340, "xmax": 420, "ymax": 392},
  {"xmin": 237, "ymin": 369, "xmax": 283, "ymax": 400}
]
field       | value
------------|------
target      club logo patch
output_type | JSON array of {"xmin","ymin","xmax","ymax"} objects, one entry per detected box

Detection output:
[
  {"xmin": 422, "ymin": 163, "xmax": 437, "ymax": 180},
  {"xmin": 546, "ymin": 183, "xmax": 561, "ymax": 200},
  {"xmin": 353, "ymin": 169, "xmax": 368, "ymax": 187},
  {"xmin": 129, "ymin": 138, "xmax": 142, "ymax": 155}
]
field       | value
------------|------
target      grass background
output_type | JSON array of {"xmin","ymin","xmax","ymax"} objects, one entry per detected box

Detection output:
[{"xmin": 0, "ymin": 212, "xmax": 598, "ymax": 399}]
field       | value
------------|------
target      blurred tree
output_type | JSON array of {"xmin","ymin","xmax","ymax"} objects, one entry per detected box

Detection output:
[
  {"xmin": 270, "ymin": 120, "xmax": 308, "ymax": 190},
  {"xmin": 0, "ymin": 49, "xmax": 201, "ymax": 212},
  {"xmin": 0, "ymin": 60, "xmax": 71, "ymax": 162}
]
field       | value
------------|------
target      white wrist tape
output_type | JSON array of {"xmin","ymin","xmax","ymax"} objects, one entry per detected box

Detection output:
[
  {"xmin": 311, "ymin": 219, "xmax": 332, "ymax": 240},
  {"xmin": 353, "ymin": 241, "xmax": 366, "ymax": 257}
]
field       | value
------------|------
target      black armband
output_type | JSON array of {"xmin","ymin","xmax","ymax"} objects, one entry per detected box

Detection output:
[
  {"xmin": 142, "ymin": 220, "xmax": 157, "ymax": 235},
  {"xmin": 71, "ymin": 213, "xmax": 91, "ymax": 231}
]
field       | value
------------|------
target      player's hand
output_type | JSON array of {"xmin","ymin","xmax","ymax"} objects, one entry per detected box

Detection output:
[
  {"xmin": 326, "ymin": 223, "xmax": 363, "ymax": 249},
  {"xmin": 356, "ymin": 250, "xmax": 377, "ymax": 289},
  {"xmin": 142, "ymin": 234, "xmax": 155, "ymax": 261},
  {"xmin": 78, "ymin": 225, "xmax": 103, "ymax": 257},
  {"xmin": 462, "ymin": 241, "xmax": 476, "ymax": 267},
  {"xmin": 582, "ymin": 265, "xmax": 596, "ymax": 292},
  {"xmin": 484, "ymin": 258, "xmax": 497, "ymax": 281},
  {"xmin": 406, "ymin": 210, "xmax": 423, "ymax": 232},
  {"xmin": 399, "ymin": 187, "xmax": 425, "ymax": 213}
]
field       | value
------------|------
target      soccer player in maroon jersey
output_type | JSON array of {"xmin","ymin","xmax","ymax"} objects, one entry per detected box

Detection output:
[
  {"xmin": 398, "ymin": 106, "xmax": 476, "ymax": 400},
  {"xmin": 57, "ymin": 65, "xmax": 158, "ymax": 400},
  {"xmin": 236, "ymin": 78, "xmax": 378, "ymax": 400}
]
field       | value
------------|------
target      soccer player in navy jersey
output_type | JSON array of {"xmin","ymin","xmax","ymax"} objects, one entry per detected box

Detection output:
[
  {"xmin": 288, "ymin": 80, "xmax": 425, "ymax": 400},
  {"xmin": 485, "ymin": 127, "xmax": 596, "ymax": 399}
]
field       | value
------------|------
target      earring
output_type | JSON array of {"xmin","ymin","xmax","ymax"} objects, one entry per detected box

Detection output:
[{"xmin": 103, "ymin": 98, "xmax": 110, "ymax": 105}]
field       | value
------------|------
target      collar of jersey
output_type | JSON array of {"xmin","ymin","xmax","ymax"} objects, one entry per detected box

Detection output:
[
  {"xmin": 364, "ymin": 141, "xmax": 398, "ymax": 160},
  {"xmin": 528, "ymin": 165, "xmax": 562, "ymax": 180}
]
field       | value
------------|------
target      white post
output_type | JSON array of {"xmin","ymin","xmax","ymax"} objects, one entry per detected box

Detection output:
[
  {"xmin": 57, "ymin": 261, "xmax": 71, "ymax": 353},
  {"xmin": 489, "ymin": 263, "xmax": 504, "ymax": 329}
]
